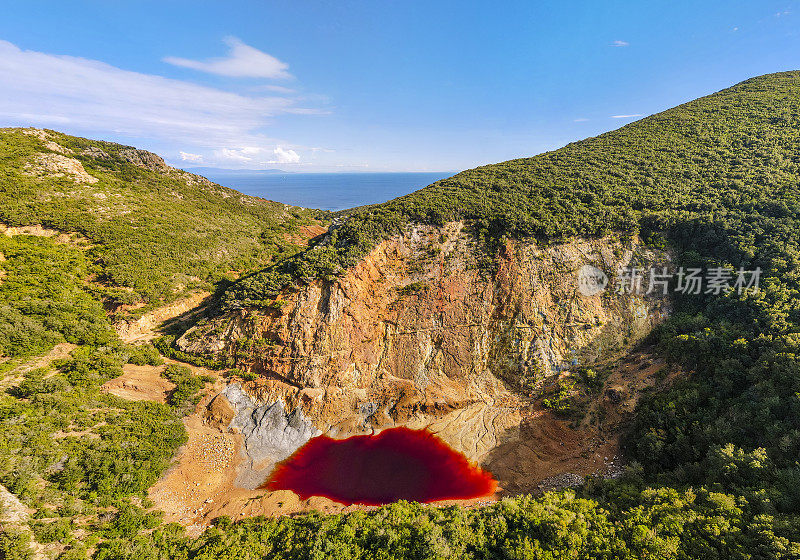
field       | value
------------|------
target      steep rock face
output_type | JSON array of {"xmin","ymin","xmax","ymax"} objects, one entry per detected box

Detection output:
[{"xmin": 183, "ymin": 223, "xmax": 671, "ymax": 490}]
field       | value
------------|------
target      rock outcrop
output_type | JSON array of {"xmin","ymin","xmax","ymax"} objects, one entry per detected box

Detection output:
[
  {"xmin": 118, "ymin": 148, "xmax": 170, "ymax": 172},
  {"xmin": 183, "ymin": 223, "xmax": 672, "ymax": 492},
  {"xmin": 23, "ymin": 153, "xmax": 98, "ymax": 184},
  {"xmin": 222, "ymin": 384, "xmax": 320, "ymax": 489}
]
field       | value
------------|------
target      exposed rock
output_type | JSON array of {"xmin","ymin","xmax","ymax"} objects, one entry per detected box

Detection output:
[
  {"xmin": 537, "ymin": 472, "xmax": 585, "ymax": 492},
  {"xmin": 20, "ymin": 127, "xmax": 72, "ymax": 155},
  {"xmin": 23, "ymin": 153, "xmax": 98, "ymax": 184},
  {"xmin": 204, "ymin": 393, "xmax": 236, "ymax": 429},
  {"xmin": 43, "ymin": 141, "xmax": 72, "ymax": 155},
  {"xmin": 222, "ymin": 383, "xmax": 320, "ymax": 489},
  {"xmin": 119, "ymin": 148, "xmax": 170, "ymax": 172},
  {"xmin": 182, "ymin": 224, "xmax": 673, "ymax": 492},
  {"xmin": 0, "ymin": 483, "xmax": 43, "ymax": 560},
  {"xmin": 0, "ymin": 483, "xmax": 30, "ymax": 524},
  {"xmin": 81, "ymin": 146, "xmax": 111, "ymax": 160},
  {"xmin": 179, "ymin": 171, "xmax": 214, "ymax": 188},
  {"xmin": 183, "ymin": 225, "xmax": 670, "ymax": 423}
]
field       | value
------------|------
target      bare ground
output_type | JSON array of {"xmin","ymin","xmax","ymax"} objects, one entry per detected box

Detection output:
[{"xmin": 147, "ymin": 390, "xmax": 500, "ymax": 537}]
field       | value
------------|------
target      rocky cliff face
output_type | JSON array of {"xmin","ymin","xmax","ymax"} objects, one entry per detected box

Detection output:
[{"xmin": 182, "ymin": 222, "xmax": 672, "ymax": 491}]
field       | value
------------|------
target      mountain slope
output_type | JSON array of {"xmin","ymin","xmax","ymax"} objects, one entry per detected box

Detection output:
[
  {"xmin": 5, "ymin": 73, "xmax": 800, "ymax": 558},
  {"xmin": 215, "ymin": 71, "xmax": 800, "ymax": 508},
  {"xmin": 226, "ymin": 70, "xmax": 800, "ymax": 306},
  {"xmin": 0, "ymin": 128, "xmax": 327, "ymax": 310}
]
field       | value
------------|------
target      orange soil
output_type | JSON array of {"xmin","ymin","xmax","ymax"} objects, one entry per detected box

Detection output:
[
  {"xmin": 101, "ymin": 364, "xmax": 176, "ymax": 403},
  {"xmin": 141, "ymin": 350, "xmax": 675, "ymax": 534},
  {"xmin": 147, "ymin": 387, "xmax": 500, "ymax": 537}
]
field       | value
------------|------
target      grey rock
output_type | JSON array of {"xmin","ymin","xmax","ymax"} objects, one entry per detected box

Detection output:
[
  {"xmin": 222, "ymin": 384, "xmax": 320, "ymax": 489},
  {"xmin": 81, "ymin": 146, "xmax": 110, "ymax": 160},
  {"xmin": 119, "ymin": 148, "xmax": 169, "ymax": 172},
  {"xmin": 359, "ymin": 402, "xmax": 379, "ymax": 419},
  {"xmin": 537, "ymin": 472, "xmax": 585, "ymax": 492}
]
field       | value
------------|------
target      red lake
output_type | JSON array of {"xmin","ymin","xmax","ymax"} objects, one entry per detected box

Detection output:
[{"xmin": 262, "ymin": 427, "xmax": 498, "ymax": 506}]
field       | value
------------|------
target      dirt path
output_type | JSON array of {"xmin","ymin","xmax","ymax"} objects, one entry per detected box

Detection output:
[
  {"xmin": 0, "ymin": 342, "xmax": 76, "ymax": 392},
  {"xmin": 114, "ymin": 291, "xmax": 210, "ymax": 343}
]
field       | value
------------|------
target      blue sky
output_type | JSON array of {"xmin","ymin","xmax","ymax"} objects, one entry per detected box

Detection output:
[{"xmin": 0, "ymin": 1, "xmax": 798, "ymax": 172}]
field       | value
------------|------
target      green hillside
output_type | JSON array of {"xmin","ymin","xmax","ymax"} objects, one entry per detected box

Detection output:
[
  {"xmin": 0, "ymin": 128, "xmax": 327, "ymax": 311},
  {"xmin": 217, "ymin": 71, "xmax": 800, "ymax": 553}
]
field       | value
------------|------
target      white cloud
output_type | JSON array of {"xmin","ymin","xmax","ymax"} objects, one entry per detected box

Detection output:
[
  {"xmin": 218, "ymin": 147, "xmax": 257, "ymax": 162},
  {"xmin": 0, "ymin": 39, "xmax": 324, "ymax": 168},
  {"xmin": 253, "ymin": 84, "xmax": 297, "ymax": 94},
  {"xmin": 269, "ymin": 146, "xmax": 300, "ymax": 164},
  {"xmin": 611, "ymin": 40, "xmax": 629, "ymax": 47},
  {"xmin": 610, "ymin": 114, "xmax": 643, "ymax": 119},
  {"xmin": 180, "ymin": 151, "xmax": 204, "ymax": 162},
  {"xmin": 573, "ymin": 118, "xmax": 589, "ymax": 122},
  {"xmin": 164, "ymin": 37, "xmax": 291, "ymax": 79},
  {"xmin": 214, "ymin": 145, "xmax": 301, "ymax": 166}
]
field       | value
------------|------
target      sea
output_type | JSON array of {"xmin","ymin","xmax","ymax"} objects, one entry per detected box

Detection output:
[{"xmin": 196, "ymin": 171, "xmax": 454, "ymax": 211}]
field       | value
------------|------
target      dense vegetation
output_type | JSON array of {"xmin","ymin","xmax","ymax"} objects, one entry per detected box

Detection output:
[
  {"xmin": 161, "ymin": 363, "xmax": 212, "ymax": 412},
  {"xmin": 7, "ymin": 71, "xmax": 800, "ymax": 557},
  {"xmin": 0, "ymin": 128, "xmax": 326, "ymax": 312},
  {"xmin": 0, "ymin": 235, "xmax": 187, "ymax": 555},
  {"xmin": 219, "ymin": 71, "xmax": 800, "ymax": 553},
  {"xmin": 26, "ymin": 489, "xmax": 798, "ymax": 559},
  {"xmin": 0, "ymin": 235, "xmax": 113, "ymax": 358}
]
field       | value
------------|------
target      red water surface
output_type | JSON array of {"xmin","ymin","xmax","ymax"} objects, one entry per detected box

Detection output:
[{"xmin": 262, "ymin": 427, "xmax": 497, "ymax": 506}]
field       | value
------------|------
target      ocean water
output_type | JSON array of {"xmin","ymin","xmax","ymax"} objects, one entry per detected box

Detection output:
[{"xmin": 198, "ymin": 171, "xmax": 453, "ymax": 211}]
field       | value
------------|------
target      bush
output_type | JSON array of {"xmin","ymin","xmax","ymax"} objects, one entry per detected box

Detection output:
[
  {"xmin": 0, "ymin": 528, "xmax": 32, "ymax": 560},
  {"xmin": 162, "ymin": 364, "xmax": 210, "ymax": 411}
]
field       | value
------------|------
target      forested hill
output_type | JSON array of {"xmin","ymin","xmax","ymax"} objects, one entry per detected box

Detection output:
[
  {"xmin": 226, "ymin": 70, "xmax": 800, "ymax": 305},
  {"xmin": 0, "ymin": 128, "xmax": 326, "ymax": 310},
  {"xmin": 4, "ymin": 73, "xmax": 800, "ymax": 558}
]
